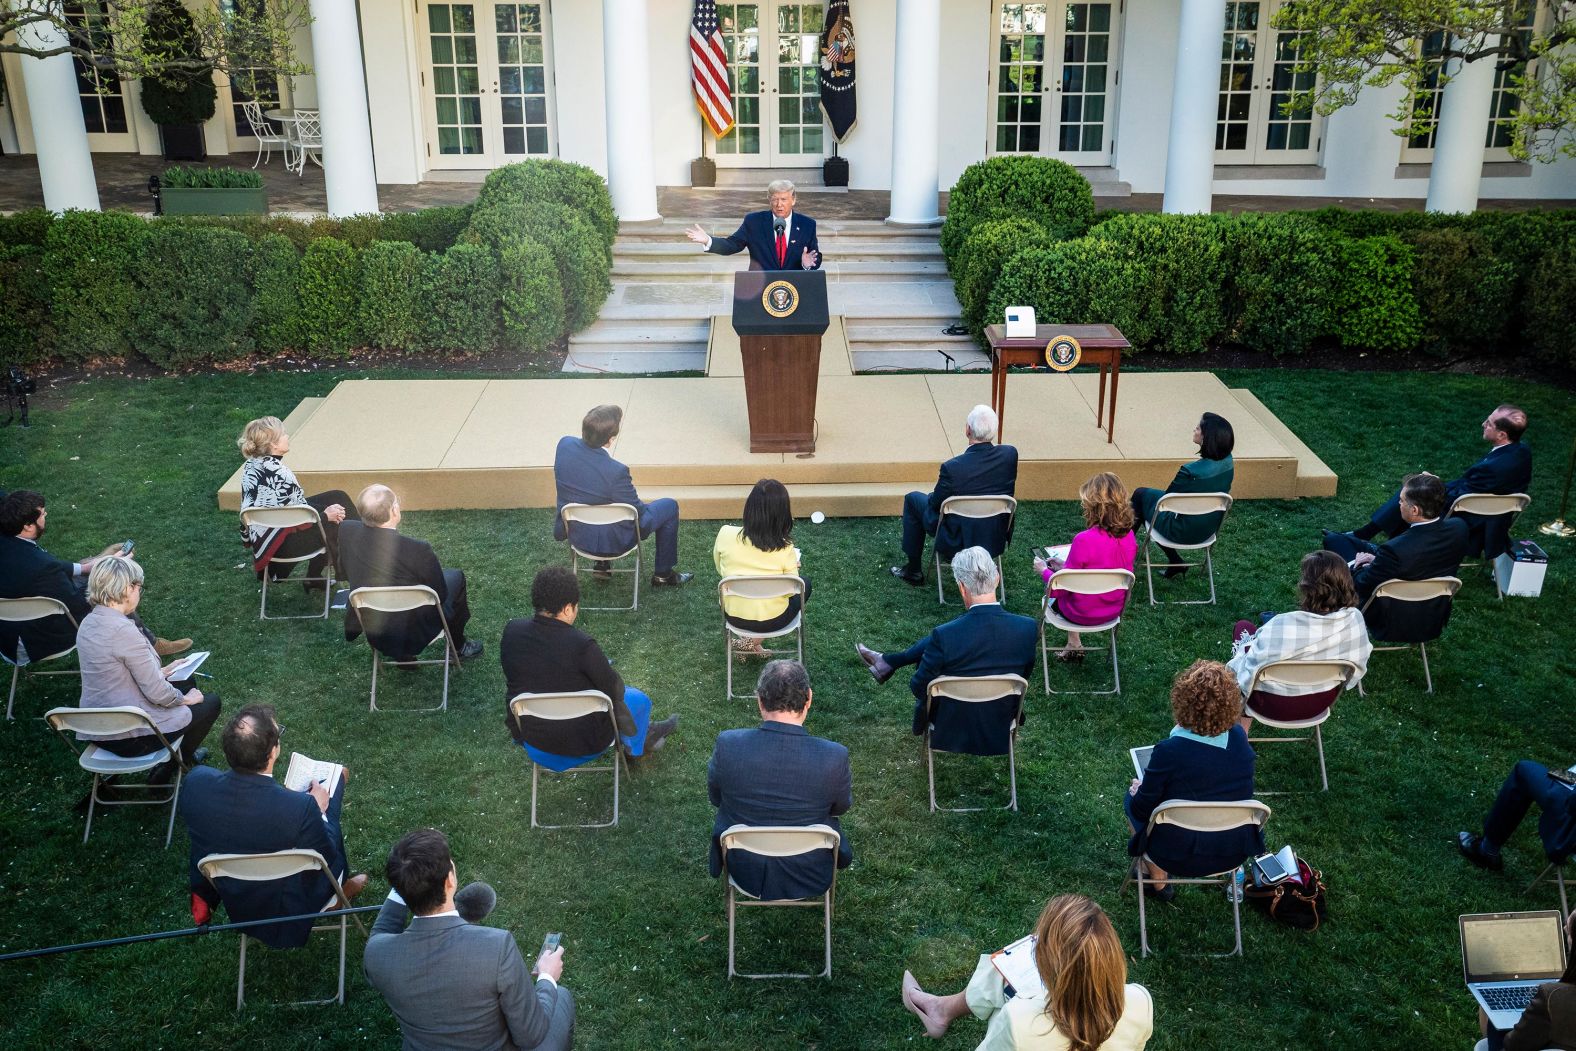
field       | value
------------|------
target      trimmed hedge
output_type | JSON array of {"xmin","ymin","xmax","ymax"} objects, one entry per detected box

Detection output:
[
  {"xmin": 0, "ymin": 210, "xmax": 56, "ymax": 248},
  {"xmin": 43, "ymin": 211, "xmax": 145, "ymax": 361},
  {"xmin": 1527, "ymin": 226, "xmax": 1576, "ymax": 367},
  {"xmin": 252, "ymin": 234, "xmax": 302, "ymax": 356},
  {"xmin": 941, "ymin": 156, "xmax": 1095, "ymax": 269},
  {"xmin": 498, "ymin": 238, "xmax": 565, "ymax": 351},
  {"xmin": 462, "ymin": 200, "xmax": 611, "ymax": 335},
  {"xmin": 955, "ymin": 217, "xmax": 1061, "ymax": 336},
  {"xmin": 359, "ymin": 240, "xmax": 426, "ymax": 351},
  {"xmin": 1090, "ymin": 213, "xmax": 1228, "ymax": 354},
  {"xmin": 475, "ymin": 160, "xmax": 617, "ymax": 258},
  {"xmin": 1403, "ymin": 227, "xmax": 1515, "ymax": 356},
  {"xmin": 1221, "ymin": 213, "xmax": 1340, "ymax": 357},
  {"xmin": 133, "ymin": 225, "xmax": 255, "ymax": 366},
  {"xmin": 0, "ymin": 246, "xmax": 53, "ymax": 365},
  {"xmin": 297, "ymin": 238, "xmax": 361, "ymax": 357},
  {"xmin": 420, "ymin": 244, "xmax": 502, "ymax": 354}
]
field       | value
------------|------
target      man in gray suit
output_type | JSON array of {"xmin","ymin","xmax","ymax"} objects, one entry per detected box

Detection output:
[
  {"xmin": 708, "ymin": 660, "xmax": 853, "ymax": 901},
  {"xmin": 364, "ymin": 828, "xmax": 575, "ymax": 1051}
]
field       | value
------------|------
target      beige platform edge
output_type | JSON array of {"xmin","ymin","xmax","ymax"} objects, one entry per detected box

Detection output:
[{"xmin": 217, "ymin": 363, "xmax": 1335, "ymax": 519}]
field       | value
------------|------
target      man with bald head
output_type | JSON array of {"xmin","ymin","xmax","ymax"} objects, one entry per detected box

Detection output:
[{"xmin": 337, "ymin": 484, "xmax": 482, "ymax": 661}]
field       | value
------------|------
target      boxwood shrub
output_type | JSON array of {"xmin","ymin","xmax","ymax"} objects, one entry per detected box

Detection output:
[
  {"xmin": 498, "ymin": 237, "xmax": 565, "ymax": 351},
  {"xmin": 474, "ymin": 159, "xmax": 617, "ymax": 257},
  {"xmin": 359, "ymin": 240, "xmax": 426, "ymax": 351},
  {"xmin": 133, "ymin": 224, "xmax": 255, "ymax": 366},
  {"xmin": 297, "ymin": 237, "xmax": 361, "ymax": 357},
  {"xmin": 1527, "ymin": 227, "xmax": 1576, "ymax": 368},
  {"xmin": 955, "ymin": 217, "xmax": 1062, "ymax": 336},
  {"xmin": 0, "ymin": 246, "xmax": 53, "ymax": 366},
  {"xmin": 420, "ymin": 244, "xmax": 502, "ymax": 354},
  {"xmin": 252, "ymin": 234, "xmax": 302, "ymax": 356},
  {"xmin": 941, "ymin": 156, "xmax": 1095, "ymax": 268},
  {"xmin": 43, "ymin": 210, "xmax": 146, "ymax": 361}
]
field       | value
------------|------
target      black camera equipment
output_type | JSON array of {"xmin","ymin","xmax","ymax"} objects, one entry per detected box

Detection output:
[{"xmin": 2, "ymin": 366, "xmax": 36, "ymax": 428}]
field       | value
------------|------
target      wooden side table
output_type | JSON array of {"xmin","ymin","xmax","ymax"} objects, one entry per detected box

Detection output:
[{"xmin": 983, "ymin": 323, "xmax": 1130, "ymax": 444}]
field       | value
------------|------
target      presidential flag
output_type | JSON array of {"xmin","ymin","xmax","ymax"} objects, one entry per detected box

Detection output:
[
  {"xmin": 818, "ymin": 0, "xmax": 857, "ymax": 140},
  {"xmin": 691, "ymin": 0, "xmax": 735, "ymax": 138}
]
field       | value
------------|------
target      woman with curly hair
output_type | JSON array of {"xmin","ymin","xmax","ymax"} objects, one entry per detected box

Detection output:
[
  {"xmin": 1033, "ymin": 473, "xmax": 1137, "ymax": 662},
  {"xmin": 1229, "ymin": 550, "xmax": 1371, "ymax": 729},
  {"xmin": 1125, "ymin": 660, "xmax": 1262, "ymax": 900},
  {"xmin": 900, "ymin": 893, "xmax": 1153, "ymax": 1050}
]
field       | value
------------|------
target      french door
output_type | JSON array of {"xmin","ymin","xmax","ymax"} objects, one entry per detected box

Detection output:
[
  {"xmin": 64, "ymin": 3, "xmax": 137, "ymax": 151},
  {"xmin": 710, "ymin": 1, "xmax": 828, "ymax": 168},
  {"xmin": 1215, "ymin": 0, "xmax": 1322, "ymax": 164},
  {"xmin": 419, "ymin": 0, "xmax": 557, "ymax": 169},
  {"xmin": 989, "ymin": 1, "xmax": 1122, "ymax": 165}
]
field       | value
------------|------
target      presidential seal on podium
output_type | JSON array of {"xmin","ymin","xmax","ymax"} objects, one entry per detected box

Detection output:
[{"xmin": 1045, "ymin": 334, "xmax": 1082, "ymax": 372}]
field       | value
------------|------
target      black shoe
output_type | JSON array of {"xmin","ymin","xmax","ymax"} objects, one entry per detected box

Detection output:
[
  {"xmin": 1458, "ymin": 832, "xmax": 1504, "ymax": 871},
  {"xmin": 643, "ymin": 715, "xmax": 679, "ymax": 753},
  {"xmin": 1055, "ymin": 648, "xmax": 1086, "ymax": 664},
  {"xmin": 459, "ymin": 639, "xmax": 484, "ymax": 660},
  {"xmin": 455, "ymin": 882, "xmax": 498, "ymax": 924},
  {"xmin": 1142, "ymin": 881, "xmax": 1176, "ymax": 903},
  {"xmin": 302, "ymin": 578, "xmax": 327, "ymax": 594},
  {"xmin": 890, "ymin": 565, "xmax": 925, "ymax": 587},
  {"xmin": 651, "ymin": 570, "xmax": 693, "ymax": 587},
  {"xmin": 591, "ymin": 560, "xmax": 613, "ymax": 581},
  {"xmin": 147, "ymin": 760, "xmax": 179, "ymax": 786},
  {"xmin": 1161, "ymin": 564, "xmax": 1190, "ymax": 580},
  {"xmin": 184, "ymin": 747, "xmax": 210, "ymax": 772},
  {"xmin": 855, "ymin": 643, "xmax": 894, "ymax": 684}
]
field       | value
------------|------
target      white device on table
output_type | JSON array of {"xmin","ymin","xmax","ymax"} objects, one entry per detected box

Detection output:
[
  {"xmin": 1459, "ymin": 910, "xmax": 1567, "ymax": 1031},
  {"xmin": 1004, "ymin": 306, "xmax": 1037, "ymax": 338}
]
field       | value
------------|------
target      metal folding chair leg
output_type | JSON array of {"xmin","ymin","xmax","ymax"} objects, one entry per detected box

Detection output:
[
  {"xmin": 1528, "ymin": 863, "xmax": 1570, "ymax": 918},
  {"xmin": 1420, "ymin": 642, "xmax": 1433, "ymax": 693},
  {"xmin": 1125, "ymin": 861, "xmax": 1244, "ymax": 958},
  {"xmin": 530, "ymin": 750, "xmax": 621, "ymax": 829},
  {"xmin": 726, "ymin": 882, "xmax": 834, "ymax": 979},
  {"xmin": 926, "ymin": 729, "xmax": 1019, "ymax": 813},
  {"xmin": 259, "ymin": 569, "xmax": 334, "ymax": 621},
  {"xmin": 6, "ymin": 663, "xmax": 17, "ymax": 721}
]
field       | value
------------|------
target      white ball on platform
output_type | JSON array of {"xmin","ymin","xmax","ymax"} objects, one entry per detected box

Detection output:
[{"xmin": 810, "ymin": 511, "xmax": 825, "ymax": 524}]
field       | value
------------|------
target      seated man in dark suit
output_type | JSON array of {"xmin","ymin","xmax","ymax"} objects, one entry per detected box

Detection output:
[
  {"xmin": 553, "ymin": 404, "xmax": 692, "ymax": 587},
  {"xmin": 501, "ymin": 566, "xmax": 677, "ymax": 766},
  {"xmin": 856, "ymin": 547, "xmax": 1038, "ymax": 754},
  {"xmin": 181, "ymin": 704, "xmax": 368, "ymax": 940},
  {"xmin": 0, "ymin": 489, "xmax": 189, "ymax": 662},
  {"xmin": 1327, "ymin": 404, "xmax": 1531, "ymax": 559},
  {"xmin": 338, "ymin": 484, "xmax": 482, "ymax": 661},
  {"xmin": 365, "ymin": 827, "xmax": 575, "ymax": 1051},
  {"xmin": 891, "ymin": 405, "xmax": 1017, "ymax": 586},
  {"xmin": 708, "ymin": 659, "xmax": 852, "ymax": 901},
  {"xmin": 683, "ymin": 179, "xmax": 822, "ymax": 271},
  {"xmin": 1459, "ymin": 758, "xmax": 1576, "ymax": 874},
  {"xmin": 1324, "ymin": 472, "xmax": 1470, "ymax": 639}
]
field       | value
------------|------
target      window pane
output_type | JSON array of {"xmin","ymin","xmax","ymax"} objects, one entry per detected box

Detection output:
[
  {"xmin": 802, "ymin": 97, "xmax": 820, "ymax": 123},
  {"xmin": 739, "ymin": 125, "xmax": 760, "ymax": 152},
  {"xmin": 439, "ymin": 126, "xmax": 460, "ymax": 153},
  {"xmin": 500, "ymin": 67, "xmax": 521, "ymax": 94},
  {"xmin": 501, "ymin": 97, "xmax": 523, "ymax": 124},
  {"xmin": 779, "ymin": 97, "xmax": 797, "ymax": 124},
  {"xmin": 522, "ymin": 67, "xmax": 544, "ymax": 93},
  {"xmin": 495, "ymin": 5, "xmax": 515, "ymax": 31},
  {"xmin": 1021, "ymin": 125, "xmax": 1040, "ymax": 150},
  {"xmin": 437, "ymin": 97, "xmax": 458, "ymax": 124},
  {"xmin": 503, "ymin": 127, "xmax": 525, "ymax": 154},
  {"xmin": 524, "ymin": 97, "xmax": 547, "ymax": 123},
  {"xmin": 779, "ymin": 127, "xmax": 800, "ymax": 152},
  {"xmin": 434, "ymin": 67, "xmax": 456, "ymax": 94},
  {"xmin": 460, "ymin": 96, "xmax": 482, "ymax": 124},
  {"xmin": 103, "ymin": 95, "xmax": 127, "ymax": 133},
  {"xmin": 429, "ymin": 5, "xmax": 451, "ymax": 32},
  {"xmin": 452, "ymin": 5, "xmax": 474, "ymax": 31},
  {"xmin": 1082, "ymin": 125, "xmax": 1102, "ymax": 150},
  {"xmin": 498, "ymin": 37, "xmax": 520, "ymax": 63},
  {"xmin": 458, "ymin": 67, "xmax": 480, "ymax": 93},
  {"xmin": 456, "ymin": 36, "xmax": 478, "ymax": 63},
  {"xmin": 802, "ymin": 126, "xmax": 822, "ymax": 153},
  {"xmin": 527, "ymin": 126, "xmax": 548, "ymax": 153},
  {"xmin": 461, "ymin": 126, "xmax": 483, "ymax": 153},
  {"xmin": 431, "ymin": 36, "xmax": 453, "ymax": 63}
]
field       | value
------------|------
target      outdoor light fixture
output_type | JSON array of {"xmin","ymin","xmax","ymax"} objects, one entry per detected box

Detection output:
[{"xmin": 1540, "ymin": 434, "xmax": 1576, "ymax": 538}]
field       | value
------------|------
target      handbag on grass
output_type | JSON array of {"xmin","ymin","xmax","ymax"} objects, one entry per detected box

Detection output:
[{"xmin": 1245, "ymin": 856, "xmax": 1328, "ymax": 932}]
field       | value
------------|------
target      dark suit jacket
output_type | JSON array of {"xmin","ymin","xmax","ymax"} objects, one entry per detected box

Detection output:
[
  {"xmin": 180, "ymin": 767, "xmax": 345, "ymax": 949},
  {"xmin": 0, "ymin": 534, "xmax": 88, "ymax": 662},
  {"xmin": 338, "ymin": 521, "xmax": 450, "ymax": 659},
  {"xmin": 500, "ymin": 614, "xmax": 636, "ymax": 753},
  {"xmin": 708, "ymin": 721, "xmax": 852, "ymax": 901},
  {"xmin": 929, "ymin": 442, "xmax": 1020, "ymax": 558},
  {"xmin": 1128, "ymin": 726, "xmax": 1263, "ymax": 878},
  {"xmin": 364, "ymin": 896, "xmax": 568, "ymax": 1051},
  {"xmin": 705, "ymin": 210, "xmax": 822, "ymax": 271},
  {"xmin": 1142, "ymin": 456, "xmax": 1234, "ymax": 546},
  {"xmin": 1354, "ymin": 517, "xmax": 1469, "ymax": 641},
  {"xmin": 1449, "ymin": 441, "xmax": 1533, "ymax": 559},
  {"xmin": 1502, "ymin": 980, "xmax": 1576, "ymax": 1051},
  {"xmin": 911, "ymin": 602, "xmax": 1039, "ymax": 755},
  {"xmin": 552, "ymin": 436, "xmax": 648, "ymax": 557}
]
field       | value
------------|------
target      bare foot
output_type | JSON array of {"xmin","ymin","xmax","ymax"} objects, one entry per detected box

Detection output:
[{"xmin": 901, "ymin": 971, "xmax": 950, "ymax": 1039}]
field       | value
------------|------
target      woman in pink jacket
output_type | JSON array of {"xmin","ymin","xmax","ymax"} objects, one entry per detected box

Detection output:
[{"xmin": 1033, "ymin": 473, "xmax": 1138, "ymax": 662}]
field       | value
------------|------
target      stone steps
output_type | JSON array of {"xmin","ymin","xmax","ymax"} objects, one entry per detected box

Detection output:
[{"xmin": 611, "ymin": 260, "xmax": 950, "ymax": 281}]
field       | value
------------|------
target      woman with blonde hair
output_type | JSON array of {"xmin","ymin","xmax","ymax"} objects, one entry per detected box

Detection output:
[
  {"xmin": 1033, "ymin": 473, "xmax": 1137, "ymax": 662},
  {"xmin": 237, "ymin": 416, "xmax": 359, "ymax": 586},
  {"xmin": 900, "ymin": 893, "xmax": 1153, "ymax": 1050}
]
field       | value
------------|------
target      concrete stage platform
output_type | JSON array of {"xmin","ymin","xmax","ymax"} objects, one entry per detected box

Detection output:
[{"xmin": 217, "ymin": 370, "xmax": 1335, "ymax": 516}]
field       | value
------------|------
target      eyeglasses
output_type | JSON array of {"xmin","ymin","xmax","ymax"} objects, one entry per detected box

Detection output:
[{"xmin": 130, "ymin": 581, "xmax": 145, "ymax": 592}]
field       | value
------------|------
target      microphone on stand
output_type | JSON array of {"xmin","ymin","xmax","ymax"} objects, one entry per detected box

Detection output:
[{"xmin": 773, "ymin": 218, "xmax": 786, "ymax": 237}]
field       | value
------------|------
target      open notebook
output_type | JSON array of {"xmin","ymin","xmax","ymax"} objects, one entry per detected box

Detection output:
[
  {"xmin": 283, "ymin": 752, "xmax": 343, "ymax": 799},
  {"xmin": 990, "ymin": 934, "xmax": 1044, "ymax": 1000}
]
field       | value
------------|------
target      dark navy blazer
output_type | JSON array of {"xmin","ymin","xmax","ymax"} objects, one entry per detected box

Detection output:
[
  {"xmin": 929, "ymin": 442, "xmax": 1020, "ymax": 559},
  {"xmin": 706, "ymin": 210, "xmax": 822, "ymax": 271},
  {"xmin": 337, "ymin": 521, "xmax": 452, "ymax": 660},
  {"xmin": 1355, "ymin": 517, "xmax": 1469, "ymax": 642},
  {"xmin": 0, "ymin": 535, "xmax": 89, "ymax": 662},
  {"xmin": 911, "ymin": 602, "xmax": 1039, "ymax": 755},
  {"xmin": 1128, "ymin": 726, "xmax": 1262, "ymax": 878},
  {"xmin": 708, "ymin": 721, "xmax": 852, "ymax": 901},
  {"xmin": 552, "ymin": 435, "xmax": 648, "ymax": 557},
  {"xmin": 181, "ymin": 767, "xmax": 346, "ymax": 948},
  {"xmin": 1449, "ymin": 442, "xmax": 1533, "ymax": 558}
]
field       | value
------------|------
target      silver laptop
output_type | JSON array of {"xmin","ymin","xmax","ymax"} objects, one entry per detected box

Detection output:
[{"xmin": 1459, "ymin": 910, "xmax": 1568, "ymax": 1031}]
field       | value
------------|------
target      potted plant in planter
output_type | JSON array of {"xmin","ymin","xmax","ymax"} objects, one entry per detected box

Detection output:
[
  {"xmin": 139, "ymin": 0, "xmax": 218, "ymax": 161},
  {"xmin": 156, "ymin": 166, "xmax": 268, "ymax": 215}
]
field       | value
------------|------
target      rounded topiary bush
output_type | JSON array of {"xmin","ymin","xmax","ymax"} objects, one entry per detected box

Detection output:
[
  {"xmin": 43, "ymin": 209, "xmax": 147, "ymax": 360},
  {"xmin": 359, "ymin": 240, "xmax": 426, "ymax": 351},
  {"xmin": 253, "ymin": 234, "xmax": 302, "ymax": 354},
  {"xmin": 1222, "ymin": 213, "xmax": 1341, "ymax": 356},
  {"xmin": 941, "ymin": 156, "xmax": 1094, "ymax": 268},
  {"xmin": 463, "ymin": 201, "xmax": 610, "ymax": 334},
  {"xmin": 297, "ymin": 237, "xmax": 361, "ymax": 357},
  {"xmin": 474, "ymin": 160, "xmax": 617, "ymax": 256},
  {"xmin": 420, "ymin": 243, "xmax": 501, "ymax": 353},
  {"xmin": 133, "ymin": 224, "xmax": 255, "ymax": 366},
  {"xmin": 985, "ymin": 237, "xmax": 1151, "ymax": 347},
  {"xmin": 498, "ymin": 237, "xmax": 565, "ymax": 352},
  {"xmin": 955, "ymin": 217, "xmax": 1061, "ymax": 335},
  {"xmin": 1403, "ymin": 227, "xmax": 1516, "ymax": 357},
  {"xmin": 1089, "ymin": 212, "xmax": 1228, "ymax": 353}
]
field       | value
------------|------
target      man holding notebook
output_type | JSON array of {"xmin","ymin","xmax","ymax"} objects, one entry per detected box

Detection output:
[{"xmin": 181, "ymin": 704, "xmax": 368, "ymax": 945}]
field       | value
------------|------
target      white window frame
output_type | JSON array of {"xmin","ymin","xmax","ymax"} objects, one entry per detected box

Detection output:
[
  {"xmin": 1214, "ymin": 0, "xmax": 1325, "ymax": 166},
  {"xmin": 986, "ymin": 0, "xmax": 1124, "ymax": 165}
]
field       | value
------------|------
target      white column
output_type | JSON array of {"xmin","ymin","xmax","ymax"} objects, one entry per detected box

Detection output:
[
  {"xmin": 308, "ymin": 0, "xmax": 380, "ymax": 216},
  {"xmin": 15, "ymin": 11, "xmax": 99, "ymax": 212},
  {"xmin": 1426, "ymin": 41, "xmax": 1498, "ymax": 214},
  {"xmin": 887, "ymin": 0, "xmax": 941, "ymax": 225},
  {"xmin": 602, "ymin": 0, "xmax": 661, "ymax": 222},
  {"xmin": 1161, "ymin": 0, "xmax": 1226, "ymax": 214}
]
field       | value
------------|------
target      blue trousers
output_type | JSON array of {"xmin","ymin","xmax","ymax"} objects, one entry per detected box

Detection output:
[
  {"xmin": 900, "ymin": 490, "xmax": 939, "ymax": 569},
  {"xmin": 1483, "ymin": 760, "xmax": 1576, "ymax": 860},
  {"xmin": 640, "ymin": 499, "xmax": 681, "ymax": 574},
  {"xmin": 522, "ymin": 687, "xmax": 653, "ymax": 772}
]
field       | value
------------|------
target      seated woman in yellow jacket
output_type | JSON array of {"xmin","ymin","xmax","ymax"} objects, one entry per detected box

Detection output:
[{"xmin": 713, "ymin": 479, "xmax": 809, "ymax": 654}]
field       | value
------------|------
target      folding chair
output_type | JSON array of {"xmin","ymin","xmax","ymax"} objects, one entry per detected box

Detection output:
[
  {"xmin": 0, "ymin": 596, "xmax": 80, "ymax": 720},
  {"xmin": 935, "ymin": 495, "xmax": 1016, "ymax": 605},
  {"xmin": 198, "ymin": 849, "xmax": 367, "ymax": 1009},
  {"xmin": 45, "ymin": 706, "xmax": 185, "ymax": 846},
  {"xmin": 240, "ymin": 505, "xmax": 334, "ymax": 621},
  {"xmin": 1359, "ymin": 576, "xmax": 1461, "ymax": 694},
  {"xmin": 1448, "ymin": 492, "xmax": 1531, "ymax": 594},
  {"xmin": 922, "ymin": 674, "xmax": 1029, "ymax": 813},
  {"xmin": 1039, "ymin": 569, "xmax": 1135, "ymax": 696},
  {"xmin": 239, "ymin": 99, "xmax": 289, "ymax": 168},
  {"xmin": 509, "ymin": 691, "xmax": 624, "ymax": 829},
  {"xmin": 1122, "ymin": 799, "xmax": 1271, "ymax": 958},
  {"xmin": 1141, "ymin": 492, "xmax": 1233, "ymax": 606},
  {"xmin": 348, "ymin": 586, "xmax": 459, "ymax": 712},
  {"xmin": 1243, "ymin": 659, "xmax": 1362, "ymax": 792},
  {"xmin": 1527, "ymin": 860, "xmax": 1571, "ymax": 920},
  {"xmin": 719, "ymin": 823, "xmax": 840, "ymax": 979},
  {"xmin": 719, "ymin": 574, "xmax": 805, "ymax": 701},
  {"xmin": 560, "ymin": 503, "xmax": 643, "ymax": 612}
]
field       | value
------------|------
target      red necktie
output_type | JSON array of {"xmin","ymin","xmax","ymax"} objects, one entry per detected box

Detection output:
[{"xmin": 776, "ymin": 231, "xmax": 787, "ymax": 268}]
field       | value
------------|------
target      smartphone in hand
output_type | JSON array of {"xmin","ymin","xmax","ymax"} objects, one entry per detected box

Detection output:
[
  {"xmin": 540, "ymin": 932, "xmax": 563, "ymax": 956},
  {"xmin": 120, "ymin": 539, "xmax": 135, "ymax": 556}
]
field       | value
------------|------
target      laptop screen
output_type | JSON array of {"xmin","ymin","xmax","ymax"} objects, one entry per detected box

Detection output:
[{"xmin": 1462, "ymin": 912, "xmax": 1567, "ymax": 982}]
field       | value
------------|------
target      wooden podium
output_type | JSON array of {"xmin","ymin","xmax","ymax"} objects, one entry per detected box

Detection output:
[{"xmin": 731, "ymin": 270, "xmax": 830, "ymax": 453}]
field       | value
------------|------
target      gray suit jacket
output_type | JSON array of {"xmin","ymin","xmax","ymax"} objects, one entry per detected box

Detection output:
[{"xmin": 363, "ymin": 897, "xmax": 568, "ymax": 1051}]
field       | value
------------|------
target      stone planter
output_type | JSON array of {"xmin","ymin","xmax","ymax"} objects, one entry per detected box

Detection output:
[
  {"xmin": 691, "ymin": 156, "xmax": 717, "ymax": 187},
  {"xmin": 159, "ymin": 186, "xmax": 269, "ymax": 216},
  {"xmin": 158, "ymin": 123, "xmax": 207, "ymax": 161}
]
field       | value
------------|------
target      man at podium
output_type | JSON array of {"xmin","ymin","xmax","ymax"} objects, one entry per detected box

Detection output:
[{"xmin": 684, "ymin": 179, "xmax": 822, "ymax": 271}]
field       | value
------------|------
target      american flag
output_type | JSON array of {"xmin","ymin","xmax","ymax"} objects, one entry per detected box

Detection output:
[{"xmin": 690, "ymin": 0, "xmax": 735, "ymax": 138}]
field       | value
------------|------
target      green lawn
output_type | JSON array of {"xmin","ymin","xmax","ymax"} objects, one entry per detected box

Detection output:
[{"xmin": 1, "ymin": 366, "xmax": 1573, "ymax": 1050}]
